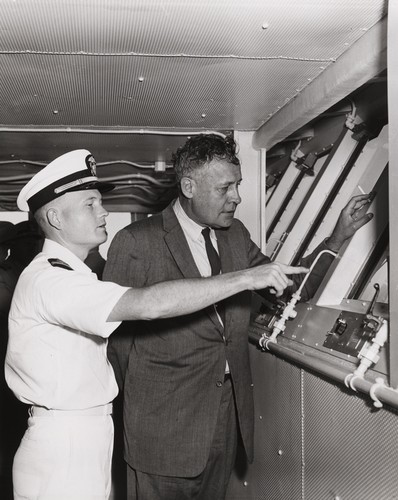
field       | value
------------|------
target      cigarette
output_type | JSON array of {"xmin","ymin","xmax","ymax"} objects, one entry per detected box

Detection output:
[{"xmin": 357, "ymin": 185, "xmax": 365, "ymax": 194}]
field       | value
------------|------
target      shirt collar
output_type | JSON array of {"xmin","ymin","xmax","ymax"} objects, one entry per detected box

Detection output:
[
  {"xmin": 173, "ymin": 198, "xmax": 206, "ymax": 242},
  {"xmin": 42, "ymin": 239, "xmax": 93, "ymax": 274}
]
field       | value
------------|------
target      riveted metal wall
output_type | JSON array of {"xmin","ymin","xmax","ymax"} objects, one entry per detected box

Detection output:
[
  {"xmin": 227, "ymin": 346, "xmax": 303, "ymax": 500},
  {"xmin": 227, "ymin": 345, "xmax": 398, "ymax": 500},
  {"xmin": 303, "ymin": 371, "xmax": 398, "ymax": 500}
]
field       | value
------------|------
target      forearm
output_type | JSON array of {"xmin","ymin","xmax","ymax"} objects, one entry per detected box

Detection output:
[
  {"xmin": 287, "ymin": 239, "xmax": 335, "ymax": 301},
  {"xmin": 108, "ymin": 271, "xmax": 251, "ymax": 322}
]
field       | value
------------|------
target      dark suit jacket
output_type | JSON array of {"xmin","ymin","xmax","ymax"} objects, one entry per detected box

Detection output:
[{"xmin": 103, "ymin": 202, "xmax": 335, "ymax": 477}]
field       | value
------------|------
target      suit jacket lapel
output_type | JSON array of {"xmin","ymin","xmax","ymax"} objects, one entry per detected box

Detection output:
[{"xmin": 162, "ymin": 204, "xmax": 224, "ymax": 335}]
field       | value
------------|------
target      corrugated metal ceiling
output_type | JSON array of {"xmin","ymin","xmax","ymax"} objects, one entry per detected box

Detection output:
[{"xmin": 0, "ymin": 0, "xmax": 388, "ymax": 210}]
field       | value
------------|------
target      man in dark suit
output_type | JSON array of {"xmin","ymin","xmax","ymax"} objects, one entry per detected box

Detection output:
[{"xmin": 103, "ymin": 134, "xmax": 373, "ymax": 500}]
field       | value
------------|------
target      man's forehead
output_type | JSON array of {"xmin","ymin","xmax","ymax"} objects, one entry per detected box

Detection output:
[
  {"xmin": 201, "ymin": 159, "xmax": 241, "ymax": 179},
  {"xmin": 206, "ymin": 157, "xmax": 239, "ymax": 168},
  {"xmin": 65, "ymin": 188, "xmax": 102, "ymax": 202}
]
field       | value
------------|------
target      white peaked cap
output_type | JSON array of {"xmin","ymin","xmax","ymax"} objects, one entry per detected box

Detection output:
[{"xmin": 17, "ymin": 149, "xmax": 114, "ymax": 212}]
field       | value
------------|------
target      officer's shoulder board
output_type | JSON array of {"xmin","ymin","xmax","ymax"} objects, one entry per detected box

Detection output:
[{"xmin": 48, "ymin": 258, "xmax": 73, "ymax": 271}]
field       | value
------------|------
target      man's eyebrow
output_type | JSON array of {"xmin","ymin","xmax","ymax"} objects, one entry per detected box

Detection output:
[
  {"xmin": 225, "ymin": 179, "xmax": 242, "ymax": 184},
  {"xmin": 83, "ymin": 194, "xmax": 100, "ymax": 202}
]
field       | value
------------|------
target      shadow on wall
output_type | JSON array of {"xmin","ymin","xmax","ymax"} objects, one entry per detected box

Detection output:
[{"xmin": 0, "ymin": 220, "xmax": 44, "ymax": 499}]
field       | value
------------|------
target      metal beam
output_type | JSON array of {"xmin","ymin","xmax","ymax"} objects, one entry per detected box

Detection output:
[
  {"xmin": 253, "ymin": 16, "xmax": 387, "ymax": 151},
  {"xmin": 388, "ymin": 0, "xmax": 398, "ymax": 388}
]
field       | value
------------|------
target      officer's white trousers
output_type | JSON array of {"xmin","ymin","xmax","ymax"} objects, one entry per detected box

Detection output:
[{"xmin": 12, "ymin": 411, "xmax": 114, "ymax": 500}]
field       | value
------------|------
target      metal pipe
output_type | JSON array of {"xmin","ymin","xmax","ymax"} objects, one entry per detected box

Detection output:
[
  {"xmin": 0, "ymin": 126, "xmax": 226, "ymax": 138},
  {"xmin": 344, "ymin": 319, "xmax": 389, "ymax": 408},
  {"xmin": 259, "ymin": 249, "xmax": 337, "ymax": 349},
  {"xmin": 249, "ymin": 333, "xmax": 398, "ymax": 411}
]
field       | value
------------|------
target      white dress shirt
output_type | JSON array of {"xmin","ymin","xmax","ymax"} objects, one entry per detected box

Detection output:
[
  {"xmin": 173, "ymin": 198, "xmax": 219, "ymax": 278},
  {"xmin": 173, "ymin": 199, "xmax": 229, "ymax": 373}
]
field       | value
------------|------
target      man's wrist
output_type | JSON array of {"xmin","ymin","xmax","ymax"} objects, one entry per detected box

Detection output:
[
  {"xmin": 236, "ymin": 268, "xmax": 255, "ymax": 291},
  {"xmin": 324, "ymin": 237, "xmax": 341, "ymax": 253}
]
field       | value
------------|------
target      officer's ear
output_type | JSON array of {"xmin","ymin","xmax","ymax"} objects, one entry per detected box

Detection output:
[
  {"xmin": 46, "ymin": 208, "xmax": 61, "ymax": 230},
  {"xmin": 180, "ymin": 176, "xmax": 195, "ymax": 199}
]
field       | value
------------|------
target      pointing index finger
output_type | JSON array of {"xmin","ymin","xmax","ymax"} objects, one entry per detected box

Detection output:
[{"xmin": 280, "ymin": 265, "xmax": 309, "ymax": 275}]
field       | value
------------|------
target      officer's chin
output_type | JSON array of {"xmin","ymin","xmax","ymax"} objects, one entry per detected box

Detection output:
[{"xmin": 97, "ymin": 231, "xmax": 108, "ymax": 244}]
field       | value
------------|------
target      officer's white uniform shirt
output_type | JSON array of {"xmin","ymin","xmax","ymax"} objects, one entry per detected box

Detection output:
[{"xmin": 5, "ymin": 238, "xmax": 129, "ymax": 411}]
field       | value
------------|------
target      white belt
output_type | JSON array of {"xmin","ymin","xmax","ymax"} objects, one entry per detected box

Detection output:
[{"xmin": 29, "ymin": 403, "xmax": 113, "ymax": 417}]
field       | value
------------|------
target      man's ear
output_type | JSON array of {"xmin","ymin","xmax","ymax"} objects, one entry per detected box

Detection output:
[
  {"xmin": 180, "ymin": 176, "xmax": 195, "ymax": 199},
  {"xmin": 46, "ymin": 208, "xmax": 61, "ymax": 230}
]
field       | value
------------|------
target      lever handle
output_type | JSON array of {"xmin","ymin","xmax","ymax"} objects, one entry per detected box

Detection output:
[{"xmin": 366, "ymin": 283, "xmax": 380, "ymax": 316}]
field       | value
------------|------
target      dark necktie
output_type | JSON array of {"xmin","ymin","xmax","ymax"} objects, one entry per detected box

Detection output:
[
  {"xmin": 202, "ymin": 227, "xmax": 221, "ymax": 276},
  {"xmin": 202, "ymin": 227, "xmax": 225, "ymax": 326}
]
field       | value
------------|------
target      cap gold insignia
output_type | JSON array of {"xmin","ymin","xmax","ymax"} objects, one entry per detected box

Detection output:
[{"xmin": 85, "ymin": 155, "xmax": 97, "ymax": 176}]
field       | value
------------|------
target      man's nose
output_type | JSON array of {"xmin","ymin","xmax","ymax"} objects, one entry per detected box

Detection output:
[
  {"xmin": 229, "ymin": 186, "xmax": 241, "ymax": 205},
  {"xmin": 100, "ymin": 206, "xmax": 109, "ymax": 218}
]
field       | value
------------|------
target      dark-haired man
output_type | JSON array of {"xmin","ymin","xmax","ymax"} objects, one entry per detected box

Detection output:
[{"xmin": 104, "ymin": 134, "xmax": 373, "ymax": 500}]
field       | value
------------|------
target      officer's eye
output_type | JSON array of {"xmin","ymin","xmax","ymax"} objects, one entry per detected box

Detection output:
[{"xmin": 86, "ymin": 197, "xmax": 97, "ymax": 207}]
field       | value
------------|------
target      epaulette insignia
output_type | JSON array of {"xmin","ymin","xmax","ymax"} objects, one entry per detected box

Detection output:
[{"xmin": 48, "ymin": 258, "xmax": 73, "ymax": 271}]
